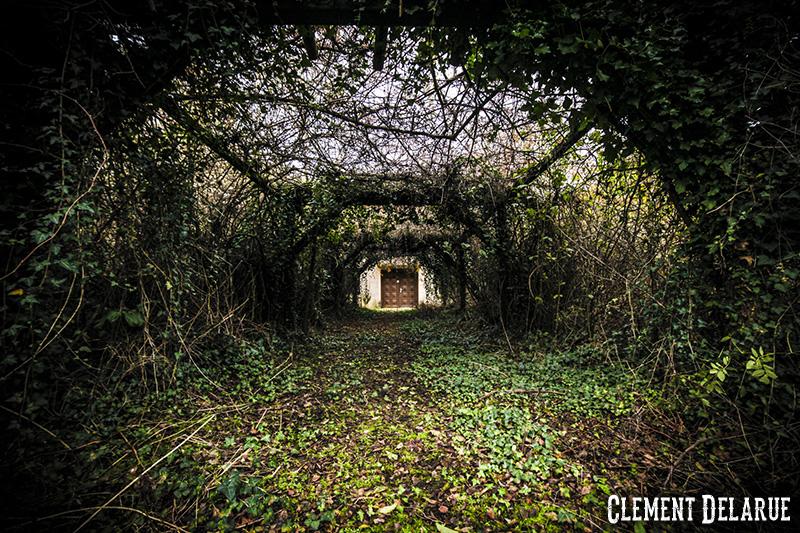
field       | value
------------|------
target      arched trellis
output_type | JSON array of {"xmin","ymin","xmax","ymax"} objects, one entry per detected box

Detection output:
[
  {"xmin": 2, "ymin": 0, "xmax": 797, "ymax": 345},
  {"xmin": 157, "ymin": 86, "xmax": 591, "ymax": 324}
]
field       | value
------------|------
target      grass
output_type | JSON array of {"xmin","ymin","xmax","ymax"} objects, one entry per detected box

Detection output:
[{"xmin": 5, "ymin": 311, "xmax": 675, "ymax": 531}]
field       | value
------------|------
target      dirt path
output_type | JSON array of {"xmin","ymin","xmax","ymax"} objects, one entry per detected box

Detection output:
[
  {"xmin": 201, "ymin": 311, "xmax": 666, "ymax": 531},
  {"xmin": 31, "ymin": 311, "xmax": 667, "ymax": 532}
]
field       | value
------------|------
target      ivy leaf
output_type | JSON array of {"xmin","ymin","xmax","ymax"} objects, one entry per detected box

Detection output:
[
  {"xmin": 218, "ymin": 471, "xmax": 240, "ymax": 502},
  {"xmin": 123, "ymin": 310, "xmax": 145, "ymax": 327}
]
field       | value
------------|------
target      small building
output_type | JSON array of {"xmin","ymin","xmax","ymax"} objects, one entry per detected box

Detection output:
[{"xmin": 359, "ymin": 258, "xmax": 438, "ymax": 309}]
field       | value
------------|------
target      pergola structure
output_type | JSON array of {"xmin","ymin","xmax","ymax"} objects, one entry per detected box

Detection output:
[
  {"xmin": 0, "ymin": 0, "xmax": 529, "ymax": 245},
  {"xmin": 2, "ymin": 0, "xmax": 796, "ymax": 327}
]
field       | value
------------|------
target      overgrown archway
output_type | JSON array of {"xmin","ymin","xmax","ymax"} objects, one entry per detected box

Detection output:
[{"xmin": 1, "ymin": 1, "xmax": 797, "ymax": 529}]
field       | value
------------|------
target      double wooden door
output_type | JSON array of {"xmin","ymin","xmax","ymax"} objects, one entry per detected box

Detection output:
[{"xmin": 381, "ymin": 269, "xmax": 418, "ymax": 308}]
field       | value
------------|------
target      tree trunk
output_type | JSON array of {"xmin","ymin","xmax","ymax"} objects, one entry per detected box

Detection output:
[
  {"xmin": 494, "ymin": 200, "xmax": 512, "ymax": 327},
  {"xmin": 301, "ymin": 239, "xmax": 318, "ymax": 332},
  {"xmin": 457, "ymin": 245, "xmax": 467, "ymax": 311}
]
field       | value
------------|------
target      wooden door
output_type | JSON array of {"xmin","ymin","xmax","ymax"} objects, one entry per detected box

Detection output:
[{"xmin": 381, "ymin": 269, "xmax": 419, "ymax": 308}]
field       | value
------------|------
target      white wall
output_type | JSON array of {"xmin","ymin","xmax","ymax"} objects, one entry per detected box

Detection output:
[{"xmin": 360, "ymin": 265, "xmax": 382, "ymax": 309}]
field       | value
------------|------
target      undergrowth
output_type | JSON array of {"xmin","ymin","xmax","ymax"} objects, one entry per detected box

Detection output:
[{"xmin": 3, "ymin": 312, "xmax": 675, "ymax": 532}]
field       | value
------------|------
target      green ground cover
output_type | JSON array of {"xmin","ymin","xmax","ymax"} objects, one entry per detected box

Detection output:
[{"xmin": 11, "ymin": 311, "xmax": 673, "ymax": 531}]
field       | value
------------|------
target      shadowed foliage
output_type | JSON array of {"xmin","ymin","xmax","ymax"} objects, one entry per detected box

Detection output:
[{"xmin": 0, "ymin": 1, "xmax": 797, "ymax": 530}]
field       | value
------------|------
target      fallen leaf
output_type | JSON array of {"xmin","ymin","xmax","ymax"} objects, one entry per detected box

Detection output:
[
  {"xmin": 436, "ymin": 524, "xmax": 458, "ymax": 533},
  {"xmin": 377, "ymin": 502, "xmax": 397, "ymax": 514},
  {"xmin": 438, "ymin": 505, "xmax": 449, "ymax": 513}
]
